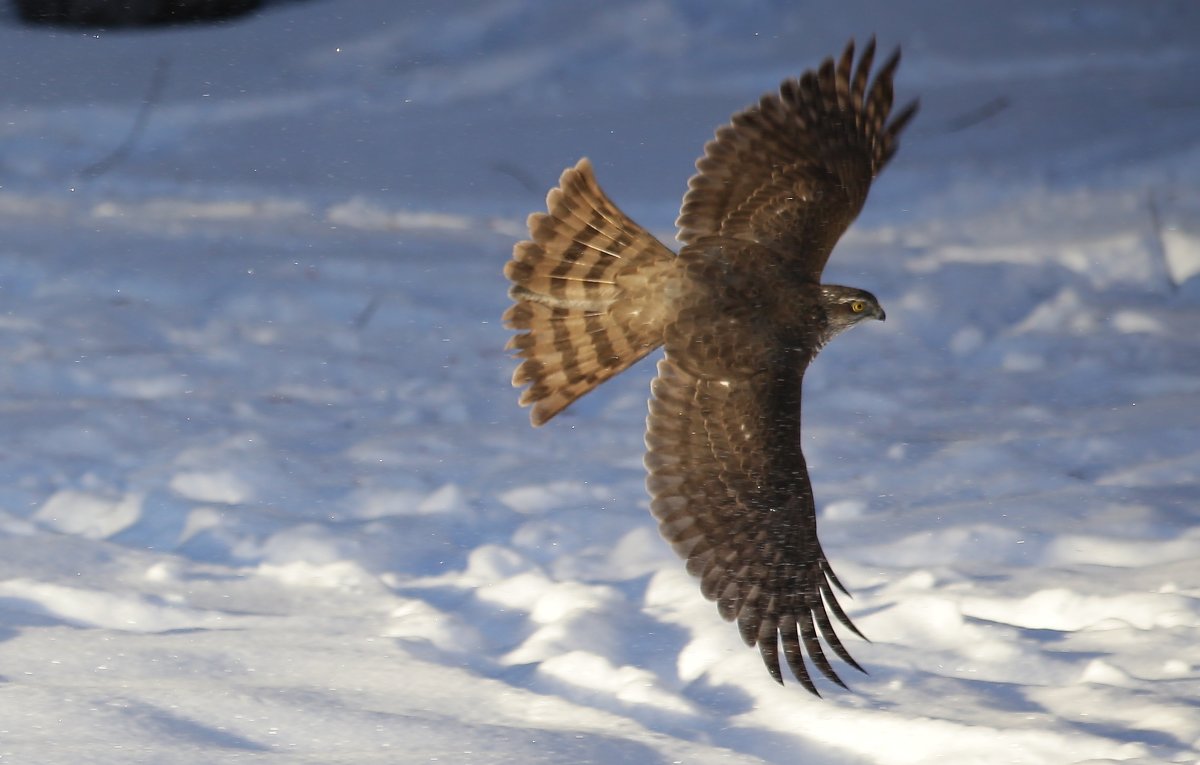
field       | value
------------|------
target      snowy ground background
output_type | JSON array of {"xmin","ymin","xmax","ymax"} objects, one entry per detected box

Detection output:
[{"xmin": 0, "ymin": 1, "xmax": 1198, "ymax": 762}]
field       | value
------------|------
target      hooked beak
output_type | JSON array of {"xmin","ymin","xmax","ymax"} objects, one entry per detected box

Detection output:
[{"xmin": 875, "ymin": 305, "xmax": 887, "ymax": 322}]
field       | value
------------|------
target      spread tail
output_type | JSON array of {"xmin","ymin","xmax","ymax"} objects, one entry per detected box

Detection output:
[{"xmin": 504, "ymin": 158, "xmax": 674, "ymax": 426}]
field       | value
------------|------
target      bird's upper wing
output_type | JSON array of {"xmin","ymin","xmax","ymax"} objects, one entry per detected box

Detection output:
[
  {"xmin": 676, "ymin": 39, "xmax": 917, "ymax": 283},
  {"xmin": 644, "ymin": 285, "xmax": 863, "ymax": 693}
]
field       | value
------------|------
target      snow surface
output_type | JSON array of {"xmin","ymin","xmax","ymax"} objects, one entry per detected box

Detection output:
[{"xmin": 0, "ymin": 1, "xmax": 1198, "ymax": 762}]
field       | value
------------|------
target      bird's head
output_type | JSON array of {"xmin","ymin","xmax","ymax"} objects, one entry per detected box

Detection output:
[{"xmin": 819, "ymin": 285, "xmax": 886, "ymax": 337}]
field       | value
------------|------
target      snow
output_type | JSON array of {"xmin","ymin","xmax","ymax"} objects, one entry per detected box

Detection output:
[{"xmin": 0, "ymin": 0, "xmax": 1198, "ymax": 762}]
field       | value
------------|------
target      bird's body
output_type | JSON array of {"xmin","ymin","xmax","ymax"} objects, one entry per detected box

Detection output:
[{"xmin": 504, "ymin": 39, "xmax": 915, "ymax": 694}]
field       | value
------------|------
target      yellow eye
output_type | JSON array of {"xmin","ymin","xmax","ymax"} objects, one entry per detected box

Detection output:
[{"xmin": 850, "ymin": 301, "xmax": 866, "ymax": 313}]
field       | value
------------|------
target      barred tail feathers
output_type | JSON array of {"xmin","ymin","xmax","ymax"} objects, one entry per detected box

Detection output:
[{"xmin": 504, "ymin": 158, "xmax": 674, "ymax": 426}]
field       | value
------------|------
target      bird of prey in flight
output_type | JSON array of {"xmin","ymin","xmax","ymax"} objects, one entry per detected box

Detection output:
[{"xmin": 504, "ymin": 39, "xmax": 917, "ymax": 694}]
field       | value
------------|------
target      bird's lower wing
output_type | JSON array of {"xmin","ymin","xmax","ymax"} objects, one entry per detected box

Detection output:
[{"xmin": 644, "ymin": 342, "xmax": 864, "ymax": 693}]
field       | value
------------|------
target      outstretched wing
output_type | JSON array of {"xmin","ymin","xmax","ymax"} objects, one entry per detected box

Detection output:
[
  {"xmin": 676, "ymin": 38, "xmax": 917, "ymax": 282},
  {"xmin": 644, "ymin": 290, "xmax": 864, "ymax": 693}
]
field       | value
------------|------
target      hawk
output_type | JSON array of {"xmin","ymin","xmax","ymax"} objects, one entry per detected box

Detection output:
[{"xmin": 503, "ymin": 39, "xmax": 916, "ymax": 694}]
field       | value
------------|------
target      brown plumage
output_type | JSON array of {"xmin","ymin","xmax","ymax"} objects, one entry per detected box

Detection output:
[
  {"xmin": 504, "ymin": 39, "xmax": 916, "ymax": 694},
  {"xmin": 504, "ymin": 159, "xmax": 676, "ymax": 425}
]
